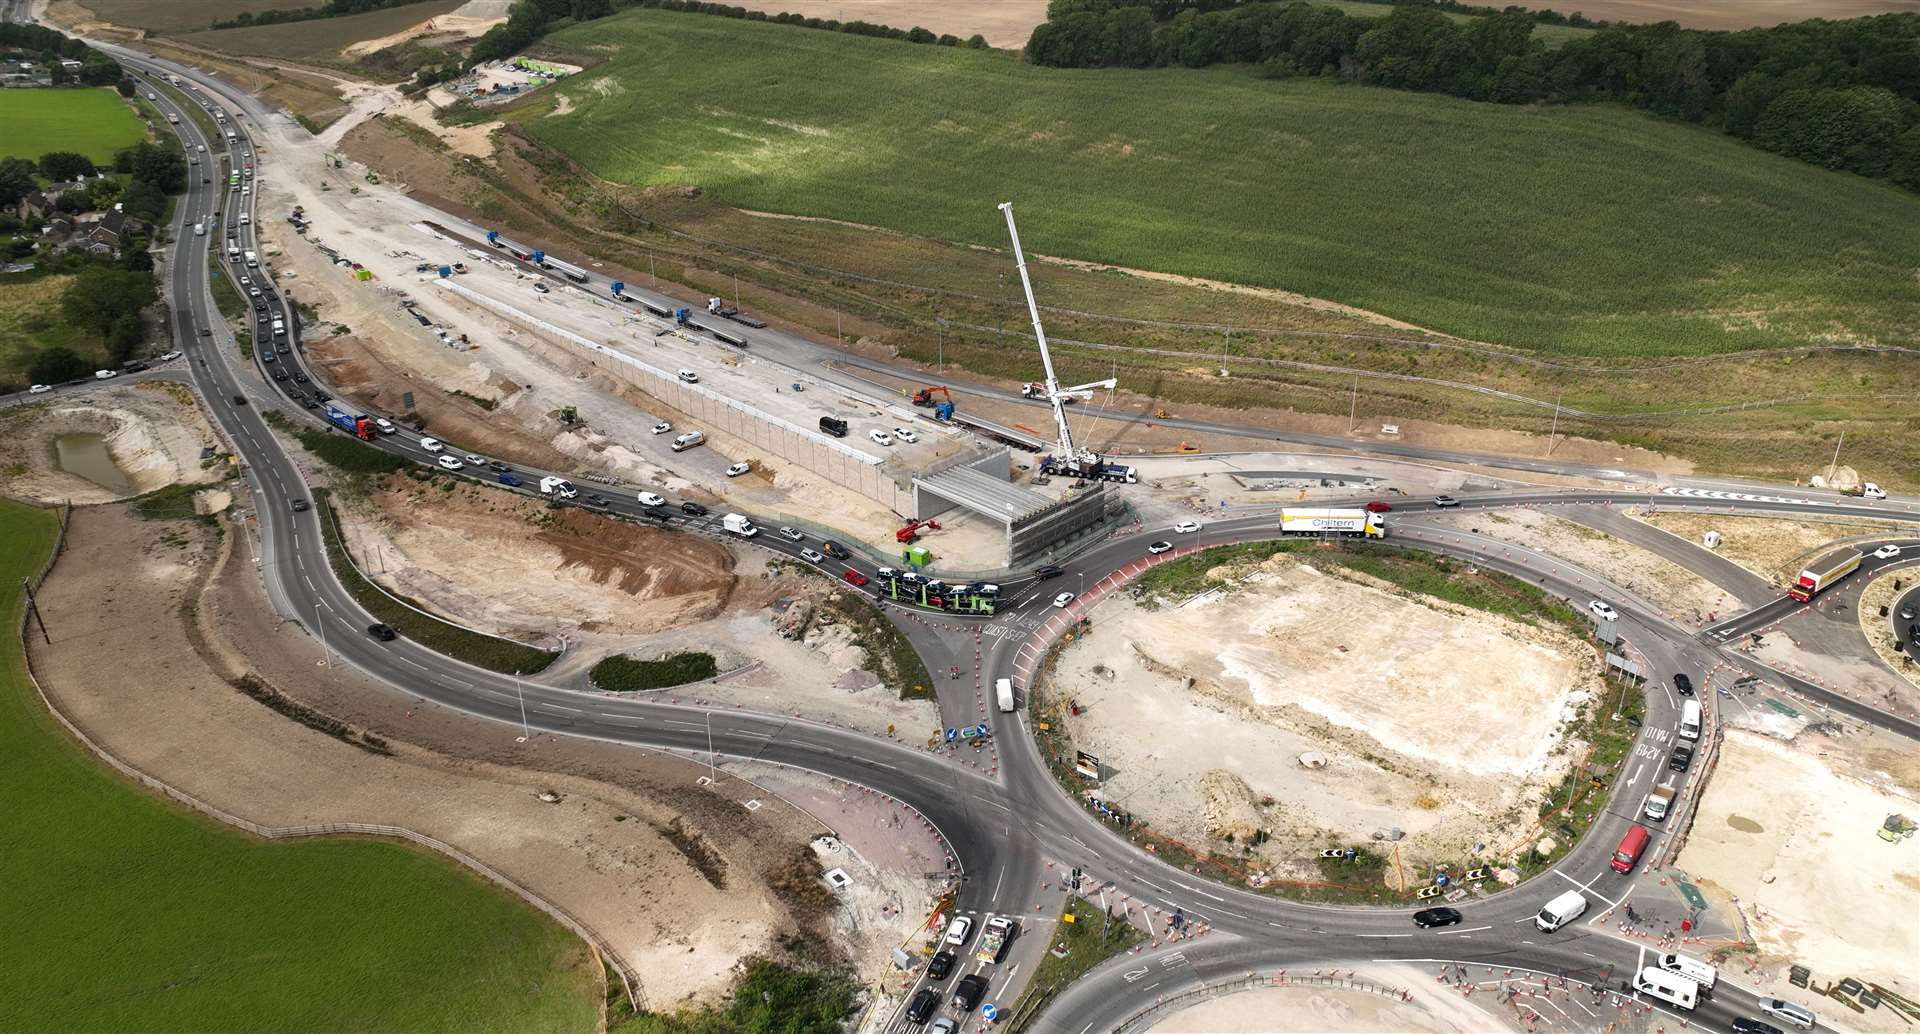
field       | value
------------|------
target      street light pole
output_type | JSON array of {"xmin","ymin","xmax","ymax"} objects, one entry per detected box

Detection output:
[
  {"xmin": 1547, "ymin": 393, "xmax": 1563, "ymax": 455},
  {"xmin": 1826, "ymin": 431, "xmax": 1845, "ymax": 485},
  {"xmin": 513, "ymin": 670, "xmax": 530, "ymax": 743},
  {"xmin": 705, "ymin": 711, "xmax": 717, "ymax": 783},
  {"xmin": 314, "ymin": 601, "xmax": 329, "ymax": 667}
]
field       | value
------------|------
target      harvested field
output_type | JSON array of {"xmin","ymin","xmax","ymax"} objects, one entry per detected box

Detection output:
[
  {"xmin": 0, "ymin": 383, "xmax": 222, "ymax": 505},
  {"xmin": 718, "ymin": 0, "xmax": 1048, "ymax": 48},
  {"xmin": 1636, "ymin": 511, "xmax": 1905, "ymax": 584},
  {"xmin": 1049, "ymin": 554, "xmax": 1600, "ymax": 871},
  {"xmin": 1676, "ymin": 728, "xmax": 1920, "ymax": 1023},
  {"xmin": 177, "ymin": 1, "xmax": 468, "ymax": 61}
]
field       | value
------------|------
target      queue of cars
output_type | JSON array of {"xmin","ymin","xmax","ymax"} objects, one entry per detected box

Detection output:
[{"xmin": 905, "ymin": 913, "xmax": 1020, "ymax": 1027}]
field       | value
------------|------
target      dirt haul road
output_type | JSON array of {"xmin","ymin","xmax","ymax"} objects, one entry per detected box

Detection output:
[{"xmin": 1050, "ymin": 554, "xmax": 1600, "ymax": 874}]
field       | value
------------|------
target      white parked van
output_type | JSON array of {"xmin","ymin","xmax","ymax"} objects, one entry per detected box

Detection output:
[
  {"xmin": 670, "ymin": 431, "xmax": 705, "ymax": 452},
  {"xmin": 1657, "ymin": 953, "xmax": 1717, "ymax": 992},
  {"xmin": 1678, "ymin": 699, "xmax": 1702, "ymax": 741},
  {"xmin": 1633, "ymin": 967, "xmax": 1700, "ymax": 1010},
  {"xmin": 995, "ymin": 678, "xmax": 1015, "ymax": 713},
  {"xmin": 1535, "ymin": 890, "xmax": 1587, "ymax": 932}
]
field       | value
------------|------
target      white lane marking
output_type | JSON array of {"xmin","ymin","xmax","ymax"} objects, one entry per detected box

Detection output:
[
  {"xmin": 1357, "ymin": 933, "xmax": 1413, "ymax": 938},
  {"xmin": 1443, "ymin": 925, "xmax": 1492, "ymax": 934},
  {"xmin": 600, "ymin": 714, "xmax": 647, "ymax": 726},
  {"xmin": 1173, "ymin": 882, "xmax": 1227, "ymax": 902},
  {"xmin": 662, "ymin": 720, "xmax": 703, "ymax": 730}
]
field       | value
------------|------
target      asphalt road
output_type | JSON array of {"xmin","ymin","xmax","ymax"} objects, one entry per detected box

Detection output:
[{"xmin": 23, "ymin": 29, "xmax": 1915, "ymax": 1034}]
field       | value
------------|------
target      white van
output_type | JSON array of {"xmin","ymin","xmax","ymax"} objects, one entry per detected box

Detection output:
[
  {"xmin": 1657, "ymin": 953, "xmax": 1717, "ymax": 992},
  {"xmin": 995, "ymin": 678, "xmax": 1015, "ymax": 713},
  {"xmin": 670, "ymin": 431, "xmax": 705, "ymax": 452},
  {"xmin": 1634, "ymin": 967, "xmax": 1699, "ymax": 1009},
  {"xmin": 1535, "ymin": 889, "xmax": 1587, "ymax": 932},
  {"xmin": 1678, "ymin": 699, "xmax": 1702, "ymax": 741},
  {"xmin": 538, "ymin": 476, "xmax": 577, "ymax": 499}
]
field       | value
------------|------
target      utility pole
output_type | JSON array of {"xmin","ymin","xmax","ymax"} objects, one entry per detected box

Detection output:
[
  {"xmin": 20, "ymin": 579, "xmax": 50, "ymax": 645},
  {"xmin": 732, "ymin": 273, "xmax": 739, "ymax": 310},
  {"xmin": 1547, "ymin": 392, "xmax": 1563, "ymax": 456},
  {"xmin": 314, "ymin": 601, "xmax": 329, "ymax": 668},
  {"xmin": 705, "ymin": 710, "xmax": 717, "ymax": 783},
  {"xmin": 649, "ymin": 252, "xmax": 656, "ymax": 289},
  {"xmin": 937, "ymin": 320, "xmax": 944, "ymax": 370},
  {"xmin": 1826, "ymin": 431, "xmax": 1845, "ymax": 485},
  {"xmin": 513, "ymin": 670, "xmax": 530, "ymax": 743}
]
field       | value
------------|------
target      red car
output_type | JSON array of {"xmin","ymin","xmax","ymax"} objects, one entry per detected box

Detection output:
[
  {"xmin": 842, "ymin": 569, "xmax": 868, "ymax": 586},
  {"xmin": 1364, "ymin": 500, "xmax": 1393, "ymax": 512}
]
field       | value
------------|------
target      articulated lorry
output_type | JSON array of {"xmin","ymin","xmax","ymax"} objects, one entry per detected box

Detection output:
[
  {"xmin": 705, "ymin": 297, "xmax": 767, "ymax": 328},
  {"xmin": 323, "ymin": 403, "xmax": 375, "ymax": 441},
  {"xmin": 532, "ymin": 251, "xmax": 588, "ymax": 283},
  {"xmin": 1788, "ymin": 549, "xmax": 1861, "ymax": 603},
  {"xmin": 1279, "ymin": 508, "xmax": 1386, "ymax": 538},
  {"xmin": 1039, "ymin": 454, "xmax": 1136, "ymax": 483}
]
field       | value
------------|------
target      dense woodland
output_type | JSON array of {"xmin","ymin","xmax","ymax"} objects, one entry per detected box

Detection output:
[{"xmin": 1026, "ymin": 0, "xmax": 1920, "ymax": 192}]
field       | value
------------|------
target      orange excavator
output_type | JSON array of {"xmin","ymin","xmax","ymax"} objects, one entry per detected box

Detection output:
[
  {"xmin": 910, "ymin": 386, "xmax": 952, "ymax": 407},
  {"xmin": 896, "ymin": 517, "xmax": 942, "ymax": 543}
]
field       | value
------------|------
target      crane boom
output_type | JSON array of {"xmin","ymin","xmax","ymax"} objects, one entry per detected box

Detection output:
[{"xmin": 998, "ymin": 202, "xmax": 1082, "ymax": 462}]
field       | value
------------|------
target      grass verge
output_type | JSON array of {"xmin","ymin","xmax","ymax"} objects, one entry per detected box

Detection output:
[
  {"xmin": 588, "ymin": 650, "xmax": 718, "ymax": 691},
  {"xmin": 313, "ymin": 488, "xmax": 558, "ymax": 674},
  {"xmin": 608, "ymin": 957, "xmax": 857, "ymax": 1034},
  {"xmin": 1008, "ymin": 897, "xmax": 1145, "ymax": 1033},
  {"xmin": 0, "ymin": 497, "xmax": 597, "ymax": 1032}
]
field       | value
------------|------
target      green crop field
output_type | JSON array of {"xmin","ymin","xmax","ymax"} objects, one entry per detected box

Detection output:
[
  {"xmin": 0, "ymin": 499, "xmax": 598, "ymax": 1033},
  {"xmin": 178, "ymin": 0, "xmax": 466, "ymax": 60},
  {"xmin": 0, "ymin": 88, "xmax": 147, "ymax": 165},
  {"xmin": 529, "ymin": 9, "xmax": 1920, "ymax": 358}
]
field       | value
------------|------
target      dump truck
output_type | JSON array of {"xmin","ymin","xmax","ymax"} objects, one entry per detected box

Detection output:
[
  {"xmin": 1279, "ymin": 508, "xmax": 1386, "ymax": 538},
  {"xmin": 974, "ymin": 916, "xmax": 1015, "ymax": 964},
  {"xmin": 1788, "ymin": 549, "xmax": 1861, "ymax": 603},
  {"xmin": 322, "ymin": 403, "xmax": 375, "ymax": 441}
]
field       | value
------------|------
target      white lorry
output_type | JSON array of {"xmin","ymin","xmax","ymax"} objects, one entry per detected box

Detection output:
[
  {"xmin": 1656, "ymin": 953, "xmax": 1717, "ymax": 992},
  {"xmin": 1535, "ymin": 889, "xmax": 1587, "ymax": 932},
  {"xmin": 721, "ymin": 513, "xmax": 758, "ymax": 538},
  {"xmin": 995, "ymin": 678, "xmax": 1015, "ymax": 713},
  {"xmin": 1279, "ymin": 507, "xmax": 1386, "ymax": 539},
  {"xmin": 538, "ymin": 476, "xmax": 577, "ymax": 499}
]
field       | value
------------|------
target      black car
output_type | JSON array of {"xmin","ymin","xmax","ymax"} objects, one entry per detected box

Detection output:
[
  {"xmin": 584, "ymin": 494, "xmax": 607, "ymax": 507},
  {"xmin": 926, "ymin": 950, "xmax": 956, "ymax": 981},
  {"xmin": 821, "ymin": 540, "xmax": 851, "ymax": 560},
  {"xmin": 680, "ymin": 501, "xmax": 708, "ymax": 516},
  {"xmin": 271, "ymin": 369, "xmax": 287, "ymax": 382},
  {"xmin": 276, "ymin": 345, "xmax": 290, "ymax": 355},
  {"xmin": 904, "ymin": 989, "xmax": 939, "ymax": 1024},
  {"xmin": 1411, "ymin": 907, "xmax": 1463, "ymax": 928},
  {"xmin": 314, "ymin": 393, "xmax": 331, "ymax": 403},
  {"xmin": 1674, "ymin": 673, "xmax": 1694, "ymax": 696},
  {"xmin": 1035, "ymin": 564, "xmax": 1065, "ymax": 580},
  {"xmin": 1732, "ymin": 1020, "xmax": 1783, "ymax": 1034},
  {"xmin": 290, "ymin": 499, "xmax": 310, "ymax": 512},
  {"xmin": 641, "ymin": 505, "xmax": 669, "ymax": 521},
  {"xmin": 366, "ymin": 623, "xmax": 397, "ymax": 641},
  {"xmin": 293, "ymin": 372, "xmax": 309, "ymax": 383},
  {"xmin": 952, "ymin": 974, "xmax": 988, "ymax": 1012},
  {"xmin": 1668, "ymin": 742, "xmax": 1696, "ymax": 772},
  {"xmin": 301, "ymin": 398, "xmax": 319, "ymax": 410},
  {"xmin": 231, "ymin": 394, "xmax": 246, "ymax": 405}
]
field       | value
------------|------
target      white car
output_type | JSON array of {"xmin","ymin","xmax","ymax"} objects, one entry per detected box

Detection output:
[
  {"xmin": 436, "ymin": 455, "xmax": 463, "ymax": 471},
  {"xmin": 419, "ymin": 437, "xmax": 444, "ymax": 453},
  {"xmin": 1173, "ymin": 520, "xmax": 1201, "ymax": 534},
  {"xmin": 943, "ymin": 916, "xmax": 973, "ymax": 947},
  {"xmin": 1052, "ymin": 591, "xmax": 1076, "ymax": 608},
  {"xmin": 778, "ymin": 526, "xmax": 804, "ymax": 541},
  {"xmin": 1147, "ymin": 540, "xmax": 1173, "ymax": 555},
  {"xmin": 892, "ymin": 427, "xmax": 918, "ymax": 443},
  {"xmin": 1757, "ymin": 999, "xmax": 1817, "ymax": 1030},
  {"xmin": 463, "ymin": 453, "xmax": 485, "ymax": 466},
  {"xmin": 158, "ymin": 351, "xmax": 182, "ymax": 362},
  {"xmin": 800, "ymin": 548, "xmax": 825, "ymax": 564},
  {"xmin": 28, "ymin": 384, "xmax": 51, "ymax": 394},
  {"xmin": 651, "ymin": 421, "xmax": 672, "ymax": 435},
  {"xmin": 726, "ymin": 462, "xmax": 751, "ymax": 477},
  {"xmin": 1873, "ymin": 545, "xmax": 1902, "ymax": 559},
  {"xmin": 637, "ymin": 492, "xmax": 665, "ymax": 507},
  {"xmin": 676, "ymin": 369, "xmax": 699, "ymax": 384},
  {"xmin": 239, "ymin": 275, "xmax": 251, "ymax": 287},
  {"xmin": 374, "ymin": 418, "xmax": 396, "ymax": 434},
  {"xmin": 93, "ymin": 369, "xmax": 117, "ymax": 380},
  {"xmin": 1589, "ymin": 600, "xmax": 1618, "ymax": 622},
  {"xmin": 869, "ymin": 429, "xmax": 894, "ymax": 447}
]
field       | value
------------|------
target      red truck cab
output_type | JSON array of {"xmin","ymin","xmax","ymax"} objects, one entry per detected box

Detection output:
[{"xmin": 1611, "ymin": 824, "xmax": 1652, "ymax": 873}]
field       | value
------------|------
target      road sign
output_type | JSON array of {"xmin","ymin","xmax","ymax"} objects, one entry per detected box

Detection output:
[
  {"xmin": 982, "ymin": 1003, "xmax": 998, "ymax": 1022},
  {"xmin": 975, "ymin": 722, "xmax": 989, "ymax": 737},
  {"xmin": 945, "ymin": 728, "xmax": 958, "ymax": 742}
]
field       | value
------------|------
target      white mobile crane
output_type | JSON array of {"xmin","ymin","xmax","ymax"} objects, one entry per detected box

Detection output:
[{"xmin": 997, "ymin": 202, "xmax": 1135, "ymax": 484}]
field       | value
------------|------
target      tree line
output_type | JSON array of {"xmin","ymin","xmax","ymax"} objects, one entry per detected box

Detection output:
[
  {"xmin": 468, "ymin": 0, "xmax": 988, "ymax": 67},
  {"xmin": 208, "ymin": 0, "xmax": 424, "ymax": 31},
  {"xmin": 1025, "ymin": 0, "xmax": 1920, "ymax": 193},
  {"xmin": 0, "ymin": 21, "xmax": 124, "ymax": 85}
]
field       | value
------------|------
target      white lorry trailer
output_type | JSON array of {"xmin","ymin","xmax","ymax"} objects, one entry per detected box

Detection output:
[
  {"xmin": 995, "ymin": 678, "xmax": 1015, "ymax": 712},
  {"xmin": 1279, "ymin": 508, "xmax": 1386, "ymax": 539}
]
